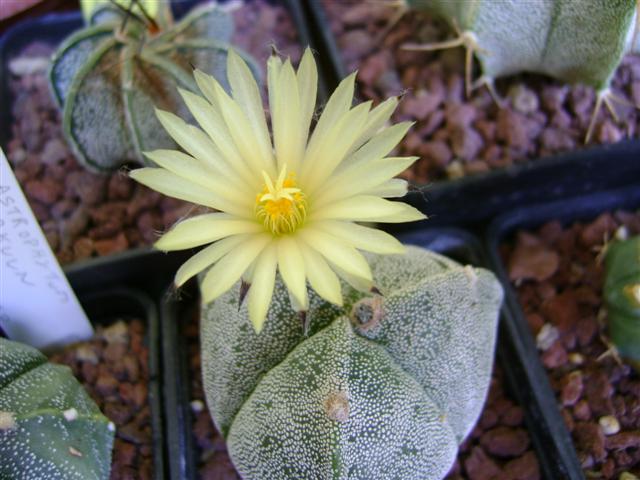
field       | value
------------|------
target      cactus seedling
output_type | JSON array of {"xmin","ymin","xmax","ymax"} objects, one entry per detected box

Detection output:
[
  {"xmin": 49, "ymin": 0, "xmax": 253, "ymax": 172},
  {"xmin": 0, "ymin": 338, "xmax": 114, "ymax": 479},
  {"xmin": 201, "ymin": 247, "xmax": 504, "ymax": 479},
  {"xmin": 604, "ymin": 234, "xmax": 640, "ymax": 370},
  {"xmin": 399, "ymin": 0, "xmax": 640, "ymax": 142}
]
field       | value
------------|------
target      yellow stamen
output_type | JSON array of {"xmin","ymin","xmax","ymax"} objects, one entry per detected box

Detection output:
[{"xmin": 256, "ymin": 165, "xmax": 307, "ymax": 235}]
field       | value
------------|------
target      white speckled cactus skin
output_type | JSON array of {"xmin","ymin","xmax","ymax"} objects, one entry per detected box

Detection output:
[
  {"xmin": 48, "ymin": 3, "xmax": 251, "ymax": 172},
  {"xmin": 200, "ymin": 246, "xmax": 504, "ymax": 479},
  {"xmin": 407, "ymin": 0, "xmax": 639, "ymax": 89},
  {"xmin": 0, "ymin": 338, "xmax": 114, "ymax": 480}
]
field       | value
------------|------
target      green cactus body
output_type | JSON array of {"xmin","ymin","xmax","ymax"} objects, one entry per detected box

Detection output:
[
  {"xmin": 604, "ymin": 235, "xmax": 640, "ymax": 368},
  {"xmin": 200, "ymin": 246, "xmax": 503, "ymax": 479},
  {"xmin": 0, "ymin": 338, "xmax": 114, "ymax": 479},
  {"xmin": 48, "ymin": 2, "xmax": 247, "ymax": 172},
  {"xmin": 405, "ymin": 0, "xmax": 639, "ymax": 140},
  {"xmin": 409, "ymin": 0, "xmax": 638, "ymax": 88}
]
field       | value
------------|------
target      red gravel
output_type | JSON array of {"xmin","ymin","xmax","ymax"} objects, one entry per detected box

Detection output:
[
  {"xmin": 445, "ymin": 366, "xmax": 540, "ymax": 480},
  {"xmin": 504, "ymin": 211, "xmax": 640, "ymax": 477},
  {"xmin": 322, "ymin": 1, "xmax": 640, "ymax": 183},
  {"xmin": 48, "ymin": 319, "xmax": 154, "ymax": 480},
  {"xmin": 5, "ymin": 0, "xmax": 302, "ymax": 266}
]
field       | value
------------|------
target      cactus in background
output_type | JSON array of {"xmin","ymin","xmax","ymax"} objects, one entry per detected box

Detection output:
[
  {"xmin": 401, "ymin": 0, "xmax": 640, "ymax": 142},
  {"xmin": 604, "ymin": 235, "xmax": 640, "ymax": 370},
  {"xmin": 200, "ymin": 246, "xmax": 503, "ymax": 479},
  {"xmin": 0, "ymin": 338, "xmax": 114, "ymax": 479},
  {"xmin": 49, "ymin": 0, "xmax": 255, "ymax": 172}
]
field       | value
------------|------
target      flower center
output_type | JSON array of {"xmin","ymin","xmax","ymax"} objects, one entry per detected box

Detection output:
[{"xmin": 255, "ymin": 165, "xmax": 307, "ymax": 236}]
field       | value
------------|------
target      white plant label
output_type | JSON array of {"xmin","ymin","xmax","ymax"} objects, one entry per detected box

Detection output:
[{"xmin": 0, "ymin": 148, "xmax": 92, "ymax": 349}]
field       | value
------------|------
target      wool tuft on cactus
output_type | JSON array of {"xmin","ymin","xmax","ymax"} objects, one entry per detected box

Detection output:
[
  {"xmin": 604, "ymin": 234, "xmax": 640, "ymax": 370},
  {"xmin": 49, "ymin": 0, "xmax": 253, "ymax": 172},
  {"xmin": 0, "ymin": 338, "xmax": 114, "ymax": 479},
  {"xmin": 200, "ymin": 246, "xmax": 504, "ymax": 479},
  {"xmin": 400, "ymin": 0, "xmax": 640, "ymax": 142}
]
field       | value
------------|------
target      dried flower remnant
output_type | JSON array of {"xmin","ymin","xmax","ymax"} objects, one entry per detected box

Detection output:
[{"xmin": 130, "ymin": 48, "xmax": 424, "ymax": 332}]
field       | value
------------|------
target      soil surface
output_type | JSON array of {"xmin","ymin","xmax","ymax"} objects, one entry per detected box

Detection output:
[
  {"xmin": 183, "ymin": 299, "xmax": 539, "ymax": 480},
  {"xmin": 48, "ymin": 319, "xmax": 154, "ymax": 480},
  {"xmin": 504, "ymin": 211, "xmax": 640, "ymax": 477},
  {"xmin": 4, "ymin": 0, "xmax": 301, "ymax": 266},
  {"xmin": 322, "ymin": 1, "xmax": 640, "ymax": 183}
]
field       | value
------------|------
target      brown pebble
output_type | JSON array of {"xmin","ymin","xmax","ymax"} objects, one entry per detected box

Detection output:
[
  {"xmin": 104, "ymin": 402, "xmax": 132, "ymax": 425},
  {"xmin": 94, "ymin": 232, "xmax": 129, "ymax": 256},
  {"xmin": 574, "ymin": 422, "xmax": 606, "ymax": 462},
  {"xmin": 502, "ymin": 451, "xmax": 540, "ymax": 480},
  {"xmin": 606, "ymin": 431, "xmax": 640, "ymax": 450},
  {"xmin": 25, "ymin": 178, "xmax": 63, "ymax": 204},
  {"xmin": 95, "ymin": 374, "xmax": 119, "ymax": 396},
  {"xmin": 464, "ymin": 446, "xmax": 502, "ymax": 480},
  {"xmin": 509, "ymin": 237, "xmax": 559, "ymax": 282},
  {"xmin": 480, "ymin": 427, "xmax": 530, "ymax": 458},
  {"xmin": 560, "ymin": 371, "xmax": 583, "ymax": 406}
]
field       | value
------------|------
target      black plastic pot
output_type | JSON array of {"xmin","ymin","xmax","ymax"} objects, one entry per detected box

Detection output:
[
  {"xmin": 302, "ymin": 2, "xmax": 640, "ymax": 229},
  {"xmin": 69, "ymin": 285, "xmax": 166, "ymax": 480},
  {"xmin": 486, "ymin": 184, "xmax": 640, "ymax": 480},
  {"xmin": 160, "ymin": 226, "xmax": 582, "ymax": 480}
]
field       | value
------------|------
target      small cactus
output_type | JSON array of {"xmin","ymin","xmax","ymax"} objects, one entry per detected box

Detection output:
[
  {"xmin": 200, "ymin": 246, "xmax": 503, "ymax": 479},
  {"xmin": 401, "ymin": 0, "xmax": 640, "ymax": 142},
  {"xmin": 49, "ymin": 1, "xmax": 256, "ymax": 172},
  {"xmin": 604, "ymin": 235, "xmax": 640, "ymax": 370},
  {"xmin": 0, "ymin": 338, "xmax": 114, "ymax": 479}
]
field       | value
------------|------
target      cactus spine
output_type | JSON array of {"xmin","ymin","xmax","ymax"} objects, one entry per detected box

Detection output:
[
  {"xmin": 49, "ymin": 1, "xmax": 256, "ymax": 172},
  {"xmin": 403, "ymin": 0, "xmax": 640, "ymax": 141},
  {"xmin": 604, "ymin": 235, "xmax": 640, "ymax": 370},
  {"xmin": 200, "ymin": 246, "xmax": 503, "ymax": 479},
  {"xmin": 0, "ymin": 338, "xmax": 114, "ymax": 479}
]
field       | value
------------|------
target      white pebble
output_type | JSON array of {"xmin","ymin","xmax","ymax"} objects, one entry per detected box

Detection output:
[
  {"xmin": 190, "ymin": 400, "xmax": 205, "ymax": 413},
  {"xmin": 599, "ymin": 415, "xmax": 620, "ymax": 435},
  {"xmin": 0, "ymin": 411, "xmax": 16, "ymax": 431},
  {"xmin": 536, "ymin": 323, "xmax": 559, "ymax": 351},
  {"xmin": 107, "ymin": 421, "xmax": 116, "ymax": 432}
]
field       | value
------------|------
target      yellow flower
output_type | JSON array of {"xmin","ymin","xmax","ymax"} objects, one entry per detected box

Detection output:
[{"xmin": 130, "ymin": 48, "xmax": 425, "ymax": 332}]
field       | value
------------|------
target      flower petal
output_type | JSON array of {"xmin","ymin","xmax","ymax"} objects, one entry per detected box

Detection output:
[
  {"xmin": 365, "ymin": 178, "xmax": 409, "ymax": 198},
  {"xmin": 154, "ymin": 213, "xmax": 262, "ymax": 251},
  {"xmin": 310, "ymin": 196, "xmax": 425, "ymax": 223},
  {"xmin": 176, "ymin": 88, "xmax": 256, "ymax": 189},
  {"xmin": 208, "ymin": 73, "xmax": 276, "ymax": 178},
  {"xmin": 200, "ymin": 234, "xmax": 271, "ymax": 303},
  {"xmin": 302, "ymin": 72, "xmax": 356, "ymax": 170},
  {"xmin": 337, "ymin": 121, "xmax": 413, "ymax": 172},
  {"xmin": 299, "ymin": 244, "xmax": 343, "ymax": 306},
  {"xmin": 314, "ymin": 221, "xmax": 405, "ymax": 255},
  {"xmin": 296, "ymin": 48, "xmax": 317, "ymax": 148},
  {"xmin": 175, "ymin": 234, "xmax": 250, "ymax": 287},
  {"xmin": 298, "ymin": 227, "xmax": 372, "ymax": 282},
  {"xmin": 247, "ymin": 243, "xmax": 278, "ymax": 333},
  {"xmin": 129, "ymin": 168, "xmax": 243, "ymax": 215},
  {"xmin": 330, "ymin": 262, "xmax": 373, "ymax": 293},
  {"xmin": 142, "ymin": 149, "xmax": 253, "ymax": 214},
  {"xmin": 348, "ymin": 96, "xmax": 399, "ymax": 156},
  {"xmin": 301, "ymin": 101, "xmax": 371, "ymax": 194},
  {"xmin": 277, "ymin": 236, "xmax": 308, "ymax": 311},
  {"xmin": 271, "ymin": 59, "xmax": 304, "ymax": 173},
  {"xmin": 313, "ymin": 156, "xmax": 418, "ymax": 207},
  {"xmin": 227, "ymin": 49, "xmax": 274, "ymax": 171}
]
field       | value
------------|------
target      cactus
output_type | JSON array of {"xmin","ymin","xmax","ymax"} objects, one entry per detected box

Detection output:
[
  {"xmin": 200, "ymin": 246, "xmax": 503, "ymax": 479},
  {"xmin": 48, "ymin": 1, "xmax": 255, "ymax": 172},
  {"xmin": 604, "ymin": 235, "xmax": 640, "ymax": 370},
  {"xmin": 0, "ymin": 338, "xmax": 114, "ymax": 479},
  {"xmin": 401, "ymin": 0, "xmax": 640, "ymax": 142}
]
